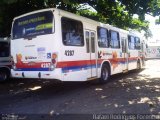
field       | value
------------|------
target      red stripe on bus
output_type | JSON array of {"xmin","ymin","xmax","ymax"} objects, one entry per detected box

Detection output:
[
  {"xmin": 15, "ymin": 57, "xmax": 138, "ymax": 69},
  {"xmin": 56, "ymin": 57, "xmax": 138, "ymax": 68}
]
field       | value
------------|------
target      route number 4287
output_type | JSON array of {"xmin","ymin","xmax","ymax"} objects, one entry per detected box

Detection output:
[{"xmin": 65, "ymin": 50, "xmax": 74, "ymax": 56}]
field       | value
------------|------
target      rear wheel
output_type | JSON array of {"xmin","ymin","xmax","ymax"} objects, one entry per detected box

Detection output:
[
  {"xmin": 99, "ymin": 64, "xmax": 110, "ymax": 84},
  {"xmin": 137, "ymin": 60, "xmax": 141, "ymax": 70},
  {"xmin": 0, "ymin": 70, "xmax": 9, "ymax": 82}
]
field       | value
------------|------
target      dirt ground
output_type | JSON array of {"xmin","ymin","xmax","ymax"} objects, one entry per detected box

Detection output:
[{"xmin": 0, "ymin": 59, "xmax": 159, "ymax": 119}]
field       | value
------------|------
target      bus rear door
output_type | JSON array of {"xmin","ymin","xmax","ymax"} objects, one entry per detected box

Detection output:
[
  {"xmin": 85, "ymin": 30, "xmax": 97, "ymax": 79},
  {"xmin": 121, "ymin": 37, "xmax": 128, "ymax": 72}
]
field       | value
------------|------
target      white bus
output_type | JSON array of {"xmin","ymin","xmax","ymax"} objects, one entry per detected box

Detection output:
[
  {"xmin": 11, "ymin": 8, "xmax": 145, "ymax": 83},
  {"xmin": 0, "ymin": 38, "xmax": 11, "ymax": 81}
]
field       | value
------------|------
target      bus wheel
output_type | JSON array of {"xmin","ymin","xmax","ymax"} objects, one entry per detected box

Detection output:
[
  {"xmin": 0, "ymin": 71, "xmax": 8, "ymax": 82},
  {"xmin": 99, "ymin": 64, "xmax": 110, "ymax": 84},
  {"xmin": 137, "ymin": 61, "xmax": 141, "ymax": 70}
]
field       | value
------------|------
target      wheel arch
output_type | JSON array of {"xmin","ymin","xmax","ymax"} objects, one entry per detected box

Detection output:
[
  {"xmin": 0, "ymin": 66, "xmax": 11, "ymax": 76},
  {"xmin": 137, "ymin": 57, "xmax": 141, "ymax": 65},
  {"xmin": 136, "ymin": 57, "xmax": 142, "ymax": 69},
  {"xmin": 99, "ymin": 60, "xmax": 112, "ymax": 77}
]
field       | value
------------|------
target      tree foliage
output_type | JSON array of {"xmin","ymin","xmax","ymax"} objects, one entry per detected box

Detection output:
[{"xmin": 0, "ymin": 0, "xmax": 159, "ymax": 38}]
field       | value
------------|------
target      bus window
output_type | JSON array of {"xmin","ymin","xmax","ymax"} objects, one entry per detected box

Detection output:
[
  {"xmin": 12, "ymin": 11, "xmax": 53, "ymax": 39},
  {"xmin": 97, "ymin": 27, "xmax": 109, "ymax": 48},
  {"xmin": 91, "ymin": 32, "xmax": 95, "ymax": 53},
  {"xmin": 110, "ymin": 30, "xmax": 120, "ymax": 48},
  {"xmin": 121, "ymin": 38, "xmax": 127, "ymax": 53},
  {"xmin": 128, "ymin": 35, "xmax": 135, "ymax": 50},
  {"xmin": 85, "ymin": 31, "xmax": 90, "ymax": 53},
  {"xmin": 0, "ymin": 42, "xmax": 10, "ymax": 57},
  {"xmin": 135, "ymin": 37, "xmax": 141, "ymax": 50},
  {"xmin": 61, "ymin": 17, "xmax": 84, "ymax": 46}
]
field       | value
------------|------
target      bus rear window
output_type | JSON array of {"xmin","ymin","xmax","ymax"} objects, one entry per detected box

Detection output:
[
  {"xmin": 12, "ymin": 11, "xmax": 54, "ymax": 39},
  {"xmin": 0, "ymin": 42, "xmax": 10, "ymax": 57}
]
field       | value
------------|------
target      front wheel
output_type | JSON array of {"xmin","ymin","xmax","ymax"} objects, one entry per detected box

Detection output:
[{"xmin": 99, "ymin": 64, "xmax": 110, "ymax": 84}]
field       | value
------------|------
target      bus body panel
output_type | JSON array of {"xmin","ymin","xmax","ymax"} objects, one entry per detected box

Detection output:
[
  {"xmin": 11, "ymin": 68, "xmax": 62, "ymax": 79},
  {"xmin": 11, "ymin": 10, "xmax": 62, "ymax": 79}
]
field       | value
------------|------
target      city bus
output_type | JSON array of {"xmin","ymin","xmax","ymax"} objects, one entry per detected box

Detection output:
[
  {"xmin": 11, "ymin": 8, "xmax": 145, "ymax": 83},
  {"xmin": 0, "ymin": 38, "xmax": 11, "ymax": 81}
]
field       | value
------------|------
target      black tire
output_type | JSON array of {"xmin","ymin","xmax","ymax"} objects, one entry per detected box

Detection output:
[
  {"xmin": 0, "ymin": 70, "xmax": 9, "ymax": 82},
  {"xmin": 137, "ymin": 60, "xmax": 141, "ymax": 70},
  {"xmin": 99, "ymin": 64, "xmax": 110, "ymax": 84}
]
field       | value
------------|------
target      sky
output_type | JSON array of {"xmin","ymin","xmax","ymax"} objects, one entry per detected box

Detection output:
[{"xmin": 145, "ymin": 14, "xmax": 160, "ymax": 46}]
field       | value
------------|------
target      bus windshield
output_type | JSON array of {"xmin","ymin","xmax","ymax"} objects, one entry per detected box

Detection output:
[
  {"xmin": 0, "ymin": 42, "xmax": 10, "ymax": 57},
  {"xmin": 12, "ymin": 11, "xmax": 54, "ymax": 39}
]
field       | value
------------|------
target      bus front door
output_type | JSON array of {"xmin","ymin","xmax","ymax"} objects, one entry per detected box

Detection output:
[
  {"xmin": 121, "ymin": 38, "xmax": 128, "ymax": 72},
  {"xmin": 85, "ymin": 30, "xmax": 97, "ymax": 79}
]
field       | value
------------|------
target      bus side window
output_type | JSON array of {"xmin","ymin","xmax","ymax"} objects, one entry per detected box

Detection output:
[
  {"xmin": 128, "ymin": 35, "xmax": 135, "ymax": 50},
  {"xmin": 135, "ymin": 37, "xmax": 141, "ymax": 50},
  {"xmin": 110, "ymin": 30, "xmax": 120, "ymax": 48},
  {"xmin": 97, "ymin": 27, "xmax": 109, "ymax": 48},
  {"xmin": 85, "ymin": 31, "xmax": 89, "ymax": 53},
  {"xmin": 121, "ymin": 39, "xmax": 125, "ymax": 52},
  {"xmin": 61, "ymin": 17, "xmax": 84, "ymax": 46},
  {"xmin": 91, "ymin": 32, "xmax": 95, "ymax": 53},
  {"xmin": 121, "ymin": 38, "xmax": 127, "ymax": 53}
]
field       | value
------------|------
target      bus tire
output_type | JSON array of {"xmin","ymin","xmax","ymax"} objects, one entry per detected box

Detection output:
[
  {"xmin": 137, "ymin": 60, "xmax": 141, "ymax": 70},
  {"xmin": 0, "ymin": 70, "xmax": 10, "ymax": 82},
  {"xmin": 99, "ymin": 64, "xmax": 110, "ymax": 84}
]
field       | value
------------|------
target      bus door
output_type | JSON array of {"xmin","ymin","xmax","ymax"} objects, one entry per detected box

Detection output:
[
  {"xmin": 121, "ymin": 37, "xmax": 128, "ymax": 71},
  {"xmin": 85, "ymin": 30, "xmax": 97, "ymax": 78}
]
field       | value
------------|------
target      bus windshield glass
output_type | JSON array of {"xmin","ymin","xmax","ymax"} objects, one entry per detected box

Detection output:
[
  {"xmin": 12, "ymin": 11, "xmax": 54, "ymax": 39},
  {"xmin": 0, "ymin": 42, "xmax": 10, "ymax": 57}
]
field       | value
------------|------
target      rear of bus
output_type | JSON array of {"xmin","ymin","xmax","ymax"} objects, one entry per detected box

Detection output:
[{"xmin": 11, "ymin": 9, "xmax": 61, "ymax": 79}]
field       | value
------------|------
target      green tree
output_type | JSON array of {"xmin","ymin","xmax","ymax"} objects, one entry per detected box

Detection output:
[{"xmin": 0, "ymin": 0, "xmax": 160, "ymax": 38}]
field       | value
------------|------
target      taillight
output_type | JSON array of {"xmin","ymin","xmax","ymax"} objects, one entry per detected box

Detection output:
[
  {"xmin": 51, "ymin": 59, "xmax": 56, "ymax": 64},
  {"xmin": 50, "ymin": 53, "xmax": 57, "ymax": 71},
  {"xmin": 51, "ymin": 53, "xmax": 57, "ymax": 64}
]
